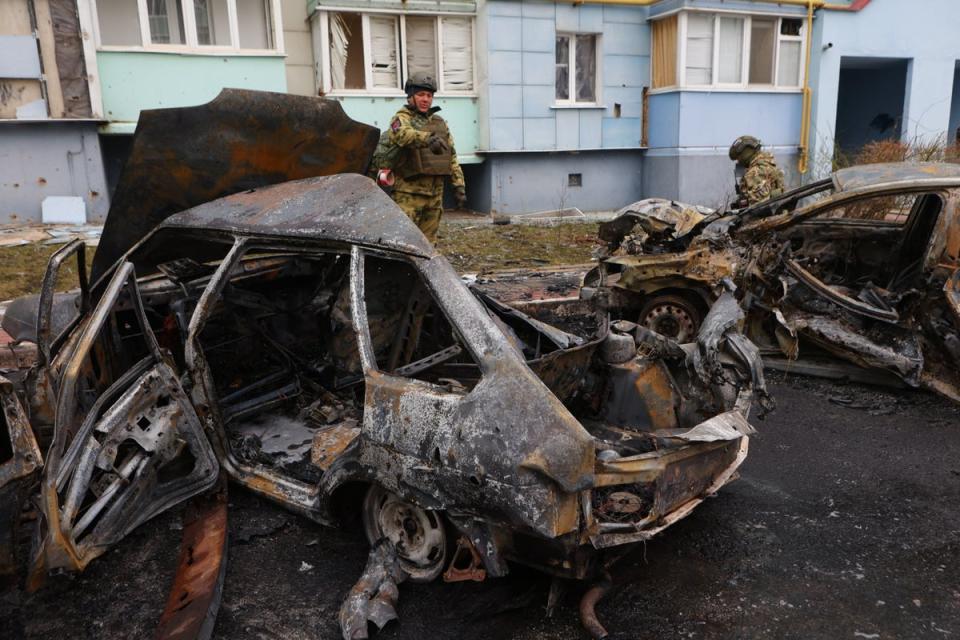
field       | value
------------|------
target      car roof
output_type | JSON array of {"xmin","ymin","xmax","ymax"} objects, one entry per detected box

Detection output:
[
  {"xmin": 833, "ymin": 162, "xmax": 960, "ymax": 192},
  {"xmin": 156, "ymin": 174, "xmax": 437, "ymax": 258}
]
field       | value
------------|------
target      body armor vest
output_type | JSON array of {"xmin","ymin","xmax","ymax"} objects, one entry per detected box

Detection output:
[{"xmin": 402, "ymin": 116, "xmax": 453, "ymax": 177}]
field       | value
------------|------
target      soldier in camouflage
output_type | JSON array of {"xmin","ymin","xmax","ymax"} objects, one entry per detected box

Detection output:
[
  {"xmin": 729, "ymin": 135, "xmax": 785, "ymax": 208},
  {"xmin": 382, "ymin": 72, "xmax": 466, "ymax": 242}
]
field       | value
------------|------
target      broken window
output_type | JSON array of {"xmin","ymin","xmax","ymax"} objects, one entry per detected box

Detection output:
[
  {"xmin": 784, "ymin": 192, "xmax": 943, "ymax": 294},
  {"xmin": 327, "ymin": 12, "xmax": 398, "ymax": 91},
  {"xmin": 195, "ymin": 248, "xmax": 363, "ymax": 483},
  {"xmin": 678, "ymin": 12, "xmax": 805, "ymax": 88},
  {"xmin": 814, "ymin": 192, "xmax": 925, "ymax": 224},
  {"xmin": 405, "ymin": 16, "xmax": 437, "ymax": 80},
  {"xmin": 329, "ymin": 12, "xmax": 364, "ymax": 90},
  {"xmin": 441, "ymin": 17, "xmax": 474, "ymax": 92},
  {"xmin": 362, "ymin": 255, "xmax": 479, "ymax": 389},
  {"xmin": 776, "ymin": 18, "xmax": 803, "ymax": 87},
  {"xmin": 93, "ymin": 0, "xmax": 279, "ymax": 50},
  {"xmin": 368, "ymin": 15, "xmax": 399, "ymax": 89},
  {"xmin": 321, "ymin": 11, "xmax": 474, "ymax": 94},
  {"xmin": 556, "ymin": 33, "xmax": 598, "ymax": 104}
]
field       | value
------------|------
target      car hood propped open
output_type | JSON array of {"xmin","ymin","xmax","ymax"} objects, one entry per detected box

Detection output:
[{"xmin": 91, "ymin": 89, "xmax": 379, "ymax": 281}]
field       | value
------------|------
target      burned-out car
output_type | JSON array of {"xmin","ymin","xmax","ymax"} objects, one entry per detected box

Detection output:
[
  {"xmin": 585, "ymin": 163, "xmax": 960, "ymax": 403},
  {"xmin": 1, "ymin": 90, "xmax": 765, "ymax": 638}
]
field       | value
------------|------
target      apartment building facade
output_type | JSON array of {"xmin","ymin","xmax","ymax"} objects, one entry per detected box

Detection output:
[{"xmin": 3, "ymin": 0, "xmax": 960, "ymax": 223}]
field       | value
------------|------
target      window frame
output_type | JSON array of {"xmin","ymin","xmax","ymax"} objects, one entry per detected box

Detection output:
[
  {"xmin": 90, "ymin": 0, "xmax": 284, "ymax": 55},
  {"xmin": 317, "ymin": 9, "xmax": 477, "ymax": 97},
  {"xmin": 349, "ymin": 246, "xmax": 482, "ymax": 384},
  {"xmin": 554, "ymin": 31, "xmax": 601, "ymax": 107},
  {"xmin": 657, "ymin": 9, "xmax": 806, "ymax": 93}
]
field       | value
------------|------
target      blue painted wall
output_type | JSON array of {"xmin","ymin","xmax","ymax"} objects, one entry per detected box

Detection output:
[
  {"xmin": 482, "ymin": 0, "xmax": 649, "ymax": 152},
  {"xmin": 647, "ymin": 91, "xmax": 802, "ymax": 150},
  {"xmin": 809, "ymin": 0, "xmax": 960, "ymax": 177}
]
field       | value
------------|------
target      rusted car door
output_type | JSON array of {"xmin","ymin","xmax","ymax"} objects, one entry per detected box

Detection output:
[{"xmin": 30, "ymin": 261, "xmax": 219, "ymax": 581}]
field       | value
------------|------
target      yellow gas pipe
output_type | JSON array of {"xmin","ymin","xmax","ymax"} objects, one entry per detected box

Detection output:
[{"xmin": 797, "ymin": 0, "xmax": 817, "ymax": 174}]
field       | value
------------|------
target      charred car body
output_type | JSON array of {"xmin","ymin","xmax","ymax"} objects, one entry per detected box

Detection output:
[
  {"xmin": 585, "ymin": 163, "xmax": 960, "ymax": 403},
  {"xmin": 1, "ymin": 90, "xmax": 764, "ymax": 638}
]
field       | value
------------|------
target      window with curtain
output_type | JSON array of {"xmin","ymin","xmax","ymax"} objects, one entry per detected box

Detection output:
[{"xmin": 651, "ymin": 15, "xmax": 677, "ymax": 89}]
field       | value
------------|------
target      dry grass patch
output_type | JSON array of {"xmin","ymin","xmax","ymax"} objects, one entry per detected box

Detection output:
[{"xmin": 436, "ymin": 221, "xmax": 600, "ymax": 273}]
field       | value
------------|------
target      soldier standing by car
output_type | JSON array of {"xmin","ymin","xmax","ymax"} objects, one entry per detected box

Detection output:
[
  {"xmin": 729, "ymin": 135, "xmax": 785, "ymax": 207},
  {"xmin": 382, "ymin": 72, "xmax": 466, "ymax": 242}
]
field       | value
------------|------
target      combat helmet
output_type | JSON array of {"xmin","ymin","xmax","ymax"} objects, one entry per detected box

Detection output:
[
  {"xmin": 404, "ymin": 72, "xmax": 438, "ymax": 96},
  {"xmin": 729, "ymin": 135, "xmax": 762, "ymax": 164}
]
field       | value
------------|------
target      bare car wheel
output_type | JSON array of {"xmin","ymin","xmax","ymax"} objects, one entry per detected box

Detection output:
[
  {"xmin": 362, "ymin": 485, "xmax": 447, "ymax": 582},
  {"xmin": 638, "ymin": 294, "xmax": 701, "ymax": 343}
]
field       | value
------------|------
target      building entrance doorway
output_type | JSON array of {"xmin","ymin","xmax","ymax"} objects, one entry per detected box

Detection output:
[{"xmin": 834, "ymin": 57, "xmax": 909, "ymax": 158}]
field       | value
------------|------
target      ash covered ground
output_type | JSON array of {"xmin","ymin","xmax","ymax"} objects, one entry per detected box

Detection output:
[{"xmin": 2, "ymin": 372, "xmax": 958, "ymax": 640}]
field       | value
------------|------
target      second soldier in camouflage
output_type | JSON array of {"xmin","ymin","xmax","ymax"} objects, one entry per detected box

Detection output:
[{"xmin": 729, "ymin": 135, "xmax": 785, "ymax": 208}]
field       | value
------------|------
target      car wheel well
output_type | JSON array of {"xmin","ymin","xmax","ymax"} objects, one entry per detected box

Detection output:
[{"xmin": 328, "ymin": 481, "xmax": 370, "ymax": 529}]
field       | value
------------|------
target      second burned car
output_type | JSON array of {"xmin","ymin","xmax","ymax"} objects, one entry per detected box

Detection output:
[{"xmin": 584, "ymin": 163, "xmax": 960, "ymax": 404}]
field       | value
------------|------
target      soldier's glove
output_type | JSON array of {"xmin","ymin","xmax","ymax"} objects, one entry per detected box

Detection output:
[
  {"xmin": 427, "ymin": 134, "xmax": 448, "ymax": 155},
  {"xmin": 454, "ymin": 186, "xmax": 467, "ymax": 209}
]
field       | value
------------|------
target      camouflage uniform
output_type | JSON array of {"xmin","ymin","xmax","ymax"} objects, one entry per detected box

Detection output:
[
  {"xmin": 739, "ymin": 151, "xmax": 785, "ymax": 206},
  {"xmin": 387, "ymin": 105, "xmax": 465, "ymax": 243}
]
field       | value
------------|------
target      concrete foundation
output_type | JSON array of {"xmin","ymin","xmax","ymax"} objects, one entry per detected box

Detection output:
[{"xmin": 478, "ymin": 149, "xmax": 644, "ymax": 214}]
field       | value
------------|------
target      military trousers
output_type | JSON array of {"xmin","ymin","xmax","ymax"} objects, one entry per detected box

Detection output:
[{"xmin": 392, "ymin": 189, "xmax": 443, "ymax": 243}]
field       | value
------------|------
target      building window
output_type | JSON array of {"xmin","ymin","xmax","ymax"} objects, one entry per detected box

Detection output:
[
  {"xmin": 653, "ymin": 11, "xmax": 805, "ymax": 90},
  {"xmin": 320, "ymin": 11, "xmax": 474, "ymax": 95},
  {"xmin": 147, "ymin": 0, "xmax": 184, "ymax": 45},
  {"xmin": 93, "ymin": 0, "xmax": 281, "ymax": 52},
  {"xmin": 555, "ymin": 33, "xmax": 598, "ymax": 104}
]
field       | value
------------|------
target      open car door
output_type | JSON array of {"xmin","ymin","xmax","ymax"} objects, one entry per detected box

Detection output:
[{"xmin": 30, "ymin": 261, "xmax": 218, "ymax": 584}]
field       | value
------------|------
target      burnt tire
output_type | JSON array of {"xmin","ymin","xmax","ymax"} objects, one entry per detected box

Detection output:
[
  {"xmin": 638, "ymin": 294, "xmax": 702, "ymax": 343},
  {"xmin": 361, "ymin": 485, "xmax": 447, "ymax": 582}
]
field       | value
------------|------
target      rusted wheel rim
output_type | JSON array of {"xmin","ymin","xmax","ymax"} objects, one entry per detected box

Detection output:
[
  {"xmin": 641, "ymin": 302, "xmax": 697, "ymax": 343},
  {"xmin": 362, "ymin": 486, "xmax": 446, "ymax": 582}
]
